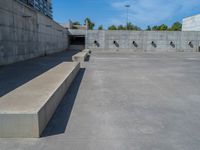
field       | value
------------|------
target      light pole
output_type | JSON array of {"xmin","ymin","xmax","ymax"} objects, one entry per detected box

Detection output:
[{"xmin": 125, "ymin": 5, "xmax": 130, "ymax": 30}]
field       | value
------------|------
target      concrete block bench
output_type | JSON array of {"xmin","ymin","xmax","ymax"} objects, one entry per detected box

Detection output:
[
  {"xmin": 0, "ymin": 62, "xmax": 80, "ymax": 138},
  {"xmin": 72, "ymin": 49, "xmax": 91, "ymax": 62},
  {"xmin": 82, "ymin": 49, "xmax": 91, "ymax": 54}
]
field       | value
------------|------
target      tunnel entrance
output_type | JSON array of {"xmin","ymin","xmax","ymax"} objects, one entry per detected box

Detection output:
[{"xmin": 69, "ymin": 35, "xmax": 85, "ymax": 51}]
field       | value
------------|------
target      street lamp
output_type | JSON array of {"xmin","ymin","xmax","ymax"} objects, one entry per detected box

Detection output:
[{"xmin": 125, "ymin": 4, "xmax": 130, "ymax": 30}]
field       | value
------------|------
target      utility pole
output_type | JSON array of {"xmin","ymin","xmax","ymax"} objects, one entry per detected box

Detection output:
[
  {"xmin": 125, "ymin": 5, "xmax": 130, "ymax": 30},
  {"xmin": 85, "ymin": 20, "xmax": 89, "ymax": 49}
]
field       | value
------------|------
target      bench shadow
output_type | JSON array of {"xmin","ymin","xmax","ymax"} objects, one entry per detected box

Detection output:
[
  {"xmin": 41, "ymin": 68, "xmax": 85, "ymax": 137},
  {"xmin": 85, "ymin": 55, "xmax": 91, "ymax": 62},
  {"xmin": 0, "ymin": 50, "xmax": 79, "ymax": 97}
]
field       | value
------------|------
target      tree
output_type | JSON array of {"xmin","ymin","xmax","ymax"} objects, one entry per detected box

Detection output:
[
  {"xmin": 84, "ymin": 18, "xmax": 95, "ymax": 30},
  {"xmin": 152, "ymin": 26, "xmax": 159, "ymax": 30},
  {"xmin": 160, "ymin": 24, "xmax": 168, "ymax": 30},
  {"xmin": 146, "ymin": 26, "xmax": 151, "ymax": 31},
  {"xmin": 98, "ymin": 25, "xmax": 104, "ymax": 30},
  {"xmin": 118, "ymin": 25, "xmax": 126, "ymax": 30},
  {"xmin": 152, "ymin": 24, "xmax": 168, "ymax": 31},
  {"xmin": 108, "ymin": 23, "xmax": 141, "ymax": 30},
  {"xmin": 170, "ymin": 22, "xmax": 182, "ymax": 31},
  {"xmin": 108, "ymin": 25, "xmax": 117, "ymax": 30},
  {"xmin": 127, "ymin": 22, "xmax": 141, "ymax": 30}
]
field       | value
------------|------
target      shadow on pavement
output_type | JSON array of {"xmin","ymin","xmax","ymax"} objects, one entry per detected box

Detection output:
[
  {"xmin": 0, "ymin": 50, "xmax": 79, "ymax": 97},
  {"xmin": 41, "ymin": 68, "xmax": 85, "ymax": 137},
  {"xmin": 85, "ymin": 55, "xmax": 91, "ymax": 62}
]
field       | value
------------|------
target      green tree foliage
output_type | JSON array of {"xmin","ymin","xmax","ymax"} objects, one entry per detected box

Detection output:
[
  {"xmin": 153, "ymin": 25, "xmax": 162, "ymax": 30},
  {"xmin": 108, "ymin": 23, "xmax": 141, "ymax": 30},
  {"xmin": 146, "ymin": 26, "xmax": 151, "ymax": 31},
  {"xmin": 152, "ymin": 26, "xmax": 159, "ymax": 30},
  {"xmin": 118, "ymin": 25, "xmax": 126, "ymax": 30},
  {"xmin": 152, "ymin": 24, "xmax": 168, "ymax": 31},
  {"xmin": 170, "ymin": 22, "xmax": 182, "ymax": 31},
  {"xmin": 98, "ymin": 25, "xmax": 104, "ymax": 30},
  {"xmin": 74, "ymin": 19, "xmax": 182, "ymax": 31},
  {"xmin": 108, "ymin": 25, "xmax": 117, "ymax": 30},
  {"xmin": 151, "ymin": 22, "xmax": 182, "ymax": 31},
  {"xmin": 84, "ymin": 18, "xmax": 95, "ymax": 30},
  {"xmin": 160, "ymin": 24, "xmax": 168, "ymax": 30},
  {"xmin": 127, "ymin": 22, "xmax": 141, "ymax": 30}
]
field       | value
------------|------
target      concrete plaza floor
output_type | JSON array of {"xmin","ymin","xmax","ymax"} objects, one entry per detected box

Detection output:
[{"xmin": 1, "ymin": 52, "xmax": 200, "ymax": 149}]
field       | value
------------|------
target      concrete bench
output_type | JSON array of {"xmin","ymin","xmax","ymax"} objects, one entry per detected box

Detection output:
[
  {"xmin": 72, "ymin": 49, "xmax": 91, "ymax": 62},
  {"xmin": 82, "ymin": 49, "xmax": 91, "ymax": 54},
  {"xmin": 0, "ymin": 62, "xmax": 80, "ymax": 138}
]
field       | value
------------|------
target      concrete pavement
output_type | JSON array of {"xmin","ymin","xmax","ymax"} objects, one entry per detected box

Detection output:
[{"xmin": 1, "ymin": 52, "xmax": 200, "ymax": 149}]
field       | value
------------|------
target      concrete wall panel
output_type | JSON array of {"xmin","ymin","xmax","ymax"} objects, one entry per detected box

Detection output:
[
  {"xmin": 0, "ymin": 0, "xmax": 69, "ymax": 66},
  {"xmin": 86, "ymin": 30, "xmax": 200, "ymax": 52}
]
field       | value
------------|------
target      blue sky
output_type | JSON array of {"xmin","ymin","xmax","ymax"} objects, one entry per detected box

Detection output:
[{"xmin": 52, "ymin": 0, "xmax": 200, "ymax": 29}]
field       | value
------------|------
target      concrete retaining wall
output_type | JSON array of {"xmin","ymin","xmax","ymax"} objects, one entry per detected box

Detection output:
[
  {"xmin": 86, "ymin": 30, "xmax": 200, "ymax": 52},
  {"xmin": 0, "ymin": 0, "xmax": 69, "ymax": 65}
]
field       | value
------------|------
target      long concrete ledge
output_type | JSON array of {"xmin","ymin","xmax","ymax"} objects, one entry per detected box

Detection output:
[
  {"xmin": 82, "ymin": 49, "xmax": 91, "ymax": 54},
  {"xmin": 0, "ymin": 62, "xmax": 80, "ymax": 138},
  {"xmin": 72, "ymin": 49, "xmax": 91, "ymax": 62}
]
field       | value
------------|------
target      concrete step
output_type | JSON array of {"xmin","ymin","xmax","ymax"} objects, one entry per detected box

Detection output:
[{"xmin": 0, "ymin": 62, "xmax": 80, "ymax": 138}]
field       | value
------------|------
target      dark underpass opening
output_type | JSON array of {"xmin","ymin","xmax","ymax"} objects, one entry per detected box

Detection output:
[
  {"xmin": 70, "ymin": 36, "xmax": 85, "ymax": 45},
  {"xmin": 69, "ymin": 35, "xmax": 85, "ymax": 51}
]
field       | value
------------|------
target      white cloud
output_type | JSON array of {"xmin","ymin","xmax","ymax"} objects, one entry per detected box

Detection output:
[{"xmin": 107, "ymin": 0, "xmax": 200, "ymax": 28}]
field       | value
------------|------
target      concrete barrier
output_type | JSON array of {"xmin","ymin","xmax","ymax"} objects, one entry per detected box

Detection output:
[
  {"xmin": 0, "ymin": 62, "xmax": 80, "ymax": 138},
  {"xmin": 82, "ymin": 49, "xmax": 91, "ymax": 54},
  {"xmin": 85, "ymin": 30, "xmax": 200, "ymax": 52},
  {"xmin": 72, "ymin": 49, "xmax": 90, "ymax": 62}
]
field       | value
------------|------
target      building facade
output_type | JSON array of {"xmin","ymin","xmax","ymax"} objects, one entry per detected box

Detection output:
[
  {"xmin": 19, "ymin": 0, "xmax": 53, "ymax": 19},
  {"xmin": 182, "ymin": 14, "xmax": 200, "ymax": 31}
]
